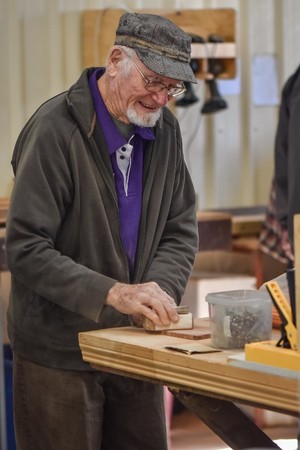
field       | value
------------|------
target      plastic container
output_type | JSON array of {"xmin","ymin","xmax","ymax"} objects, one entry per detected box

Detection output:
[{"xmin": 206, "ymin": 289, "xmax": 272, "ymax": 349}]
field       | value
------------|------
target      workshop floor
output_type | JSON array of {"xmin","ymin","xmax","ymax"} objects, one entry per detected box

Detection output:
[{"xmin": 169, "ymin": 407, "xmax": 299, "ymax": 450}]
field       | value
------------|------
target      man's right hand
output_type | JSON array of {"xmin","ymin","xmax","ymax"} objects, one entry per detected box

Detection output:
[{"xmin": 106, "ymin": 281, "xmax": 179, "ymax": 327}]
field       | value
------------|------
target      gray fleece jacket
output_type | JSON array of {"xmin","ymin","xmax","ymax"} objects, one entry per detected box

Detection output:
[{"xmin": 6, "ymin": 68, "xmax": 198, "ymax": 370}]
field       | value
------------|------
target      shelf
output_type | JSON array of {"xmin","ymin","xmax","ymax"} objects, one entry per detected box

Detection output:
[
  {"xmin": 191, "ymin": 43, "xmax": 236, "ymax": 60},
  {"xmin": 191, "ymin": 42, "xmax": 236, "ymax": 79}
]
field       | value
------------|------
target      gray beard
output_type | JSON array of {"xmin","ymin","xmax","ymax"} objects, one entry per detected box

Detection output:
[{"xmin": 126, "ymin": 107, "xmax": 161, "ymax": 127}]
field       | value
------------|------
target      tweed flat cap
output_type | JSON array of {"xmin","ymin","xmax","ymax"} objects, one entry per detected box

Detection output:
[{"xmin": 115, "ymin": 12, "xmax": 197, "ymax": 84}]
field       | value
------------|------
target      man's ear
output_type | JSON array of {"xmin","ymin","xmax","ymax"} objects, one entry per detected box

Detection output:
[{"xmin": 107, "ymin": 46, "xmax": 124, "ymax": 76}]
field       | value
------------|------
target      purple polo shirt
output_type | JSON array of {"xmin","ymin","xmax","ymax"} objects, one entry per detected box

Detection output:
[{"xmin": 88, "ymin": 68, "xmax": 155, "ymax": 277}]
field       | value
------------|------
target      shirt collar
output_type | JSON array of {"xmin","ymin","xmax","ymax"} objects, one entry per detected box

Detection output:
[{"xmin": 89, "ymin": 68, "xmax": 155, "ymax": 155}]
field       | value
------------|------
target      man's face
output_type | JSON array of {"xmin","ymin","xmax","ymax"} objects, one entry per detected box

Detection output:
[{"xmin": 112, "ymin": 53, "xmax": 181, "ymax": 127}]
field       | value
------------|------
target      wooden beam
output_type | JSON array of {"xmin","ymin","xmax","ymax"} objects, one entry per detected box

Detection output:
[{"xmin": 293, "ymin": 214, "xmax": 300, "ymax": 352}]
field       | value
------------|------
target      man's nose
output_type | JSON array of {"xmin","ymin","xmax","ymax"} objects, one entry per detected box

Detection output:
[{"xmin": 151, "ymin": 89, "xmax": 169, "ymax": 106}]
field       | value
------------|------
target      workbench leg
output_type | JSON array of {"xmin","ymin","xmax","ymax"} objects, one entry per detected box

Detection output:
[{"xmin": 172, "ymin": 390, "xmax": 280, "ymax": 449}]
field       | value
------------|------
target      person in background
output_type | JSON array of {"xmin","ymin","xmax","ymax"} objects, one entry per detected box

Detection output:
[
  {"xmin": 274, "ymin": 64, "xmax": 300, "ymax": 265},
  {"xmin": 271, "ymin": 66, "xmax": 300, "ymax": 448},
  {"xmin": 5, "ymin": 12, "xmax": 199, "ymax": 450},
  {"xmin": 259, "ymin": 67, "xmax": 300, "ymax": 304},
  {"xmin": 259, "ymin": 177, "xmax": 291, "ymax": 266},
  {"xmin": 259, "ymin": 68, "xmax": 300, "ymax": 325}
]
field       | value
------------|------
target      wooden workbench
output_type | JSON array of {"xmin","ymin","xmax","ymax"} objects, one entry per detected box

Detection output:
[{"xmin": 79, "ymin": 322, "xmax": 299, "ymax": 449}]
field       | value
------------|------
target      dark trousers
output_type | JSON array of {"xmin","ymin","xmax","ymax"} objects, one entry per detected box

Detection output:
[{"xmin": 13, "ymin": 354, "xmax": 168, "ymax": 450}]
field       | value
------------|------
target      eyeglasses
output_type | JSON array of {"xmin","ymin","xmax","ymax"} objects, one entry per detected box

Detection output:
[{"xmin": 129, "ymin": 57, "xmax": 186, "ymax": 98}]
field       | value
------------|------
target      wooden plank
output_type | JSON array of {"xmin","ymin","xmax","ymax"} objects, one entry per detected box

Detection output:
[
  {"xmin": 231, "ymin": 215, "xmax": 265, "ymax": 236},
  {"xmin": 293, "ymin": 214, "xmax": 300, "ymax": 353},
  {"xmin": 204, "ymin": 206, "xmax": 266, "ymax": 237},
  {"xmin": 143, "ymin": 312, "xmax": 193, "ymax": 332},
  {"xmin": 164, "ymin": 317, "xmax": 210, "ymax": 339}
]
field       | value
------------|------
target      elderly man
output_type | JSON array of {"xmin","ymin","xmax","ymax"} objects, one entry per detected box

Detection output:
[{"xmin": 6, "ymin": 12, "xmax": 198, "ymax": 450}]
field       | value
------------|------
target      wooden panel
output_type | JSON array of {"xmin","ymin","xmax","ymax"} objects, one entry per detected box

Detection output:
[
  {"xmin": 81, "ymin": 8, "xmax": 236, "ymax": 79},
  {"xmin": 82, "ymin": 9, "xmax": 125, "ymax": 69}
]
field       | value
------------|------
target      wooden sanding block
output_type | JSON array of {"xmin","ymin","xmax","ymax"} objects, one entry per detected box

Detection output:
[{"xmin": 143, "ymin": 306, "xmax": 193, "ymax": 332}]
